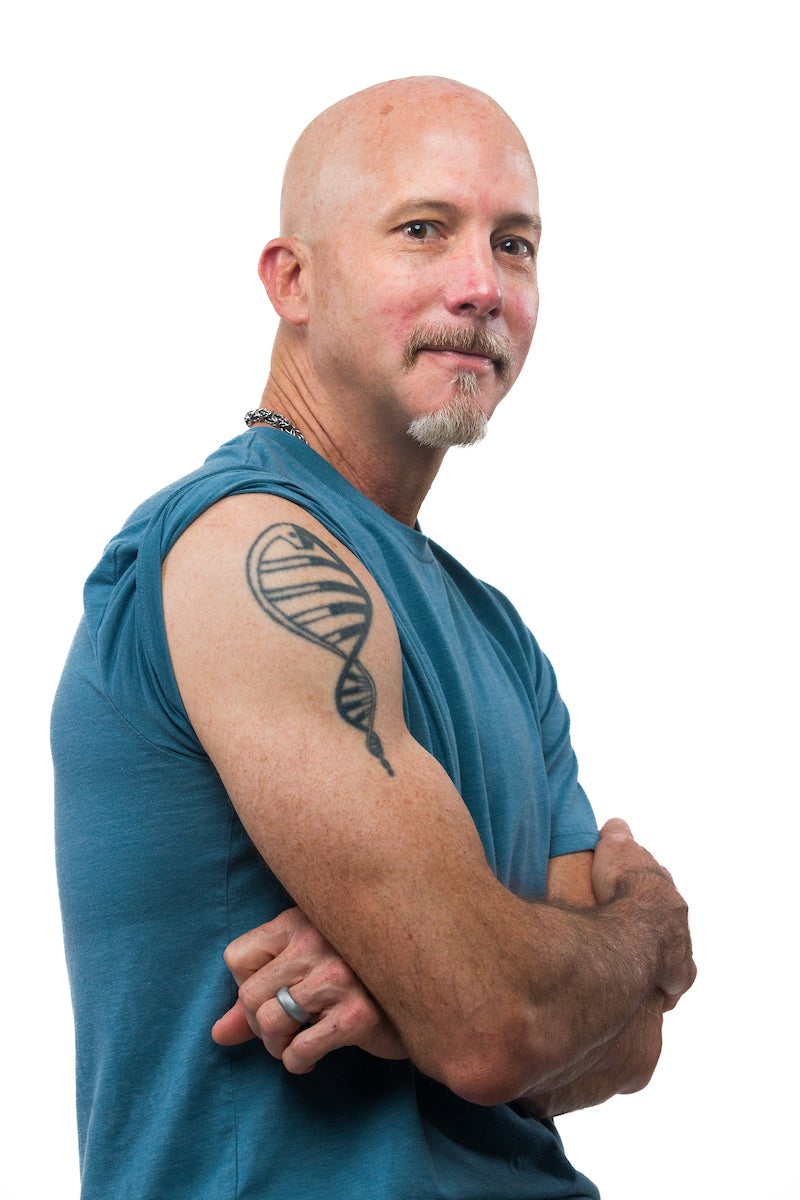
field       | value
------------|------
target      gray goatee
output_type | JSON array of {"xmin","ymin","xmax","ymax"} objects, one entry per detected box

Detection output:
[
  {"xmin": 403, "ymin": 323, "xmax": 513, "ymax": 449},
  {"xmin": 407, "ymin": 372, "xmax": 487, "ymax": 449}
]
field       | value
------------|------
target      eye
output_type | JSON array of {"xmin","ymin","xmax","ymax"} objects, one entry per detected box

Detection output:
[
  {"xmin": 496, "ymin": 236, "xmax": 534, "ymax": 258},
  {"xmin": 403, "ymin": 220, "xmax": 438, "ymax": 240}
]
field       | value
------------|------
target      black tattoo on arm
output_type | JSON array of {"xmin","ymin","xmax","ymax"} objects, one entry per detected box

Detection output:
[{"xmin": 246, "ymin": 523, "xmax": 394, "ymax": 776}]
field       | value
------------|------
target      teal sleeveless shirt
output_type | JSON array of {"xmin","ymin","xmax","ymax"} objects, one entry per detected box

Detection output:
[{"xmin": 53, "ymin": 428, "xmax": 600, "ymax": 1199}]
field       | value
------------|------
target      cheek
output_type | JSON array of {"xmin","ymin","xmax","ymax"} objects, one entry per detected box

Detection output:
[
  {"xmin": 503, "ymin": 288, "xmax": 539, "ymax": 382},
  {"xmin": 371, "ymin": 254, "xmax": 440, "ymax": 320},
  {"xmin": 368, "ymin": 280, "xmax": 427, "ymax": 349},
  {"xmin": 512, "ymin": 286, "xmax": 540, "ymax": 345},
  {"xmin": 320, "ymin": 250, "xmax": 448, "ymax": 352},
  {"xmin": 527, "ymin": 293, "xmax": 540, "ymax": 338}
]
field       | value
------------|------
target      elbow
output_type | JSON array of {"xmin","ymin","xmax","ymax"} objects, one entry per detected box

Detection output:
[
  {"xmin": 417, "ymin": 1015, "xmax": 570, "ymax": 1108},
  {"xmin": 440, "ymin": 1062, "xmax": 530, "ymax": 1108}
]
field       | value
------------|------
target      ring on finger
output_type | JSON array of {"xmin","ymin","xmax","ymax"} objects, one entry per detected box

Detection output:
[{"xmin": 275, "ymin": 985, "xmax": 317, "ymax": 1027}]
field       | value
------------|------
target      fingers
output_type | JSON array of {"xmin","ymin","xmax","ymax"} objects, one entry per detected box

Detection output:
[
  {"xmin": 216, "ymin": 907, "xmax": 378, "ymax": 1070},
  {"xmin": 235, "ymin": 954, "xmax": 360, "ymax": 1061},
  {"xmin": 593, "ymin": 818, "xmax": 697, "ymax": 1008},
  {"xmin": 229, "ymin": 951, "xmax": 404, "ymax": 1072},
  {"xmin": 223, "ymin": 906, "xmax": 313, "ymax": 985},
  {"xmin": 658, "ymin": 954, "xmax": 697, "ymax": 1008},
  {"xmin": 245, "ymin": 989, "xmax": 313, "ymax": 1062},
  {"xmin": 655, "ymin": 909, "xmax": 697, "ymax": 1007},
  {"xmin": 281, "ymin": 993, "xmax": 384, "ymax": 1074},
  {"xmin": 236, "ymin": 945, "xmax": 345, "ymax": 1028},
  {"xmin": 214, "ymin": 977, "xmax": 324, "ymax": 1065}
]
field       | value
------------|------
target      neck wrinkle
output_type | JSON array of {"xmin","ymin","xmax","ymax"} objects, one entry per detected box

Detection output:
[{"xmin": 259, "ymin": 343, "xmax": 445, "ymax": 528}]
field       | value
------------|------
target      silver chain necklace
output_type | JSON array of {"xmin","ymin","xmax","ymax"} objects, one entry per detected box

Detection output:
[{"xmin": 244, "ymin": 408, "xmax": 307, "ymax": 444}]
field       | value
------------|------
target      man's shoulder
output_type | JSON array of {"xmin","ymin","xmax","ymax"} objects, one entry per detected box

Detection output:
[{"xmin": 98, "ymin": 431, "xmax": 326, "ymax": 571}]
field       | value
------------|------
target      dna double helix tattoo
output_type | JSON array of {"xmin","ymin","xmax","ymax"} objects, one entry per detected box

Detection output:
[{"xmin": 246, "ymin": 522, "xmax": 394, "ymax": 776}]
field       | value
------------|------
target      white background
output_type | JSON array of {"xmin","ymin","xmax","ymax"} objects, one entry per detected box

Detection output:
[{"xmin": 2, "ymin": 1, "xmax": 797, "ymax": 1196}]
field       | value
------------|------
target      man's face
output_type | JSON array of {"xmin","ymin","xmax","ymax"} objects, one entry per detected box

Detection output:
[{"xmin": 302, "ymin": 102, "xmax": 541, "ymax": 446}]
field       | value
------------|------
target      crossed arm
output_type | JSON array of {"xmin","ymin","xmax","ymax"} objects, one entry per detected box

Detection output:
[
  {"xmin": 210, "ymin": 832, "xmax": 671, "ymax": 1118},
  {"xmin": 162, "ymin": 492, "xmax": 695, "ymax": 1113}
]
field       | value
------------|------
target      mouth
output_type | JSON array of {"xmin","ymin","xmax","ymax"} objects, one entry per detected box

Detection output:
[
  {"xmin": 403, "ymin": 325, "xmax": 513, "ymax": 385},
  {"xmin": 419, "ymin": 347, "xmax": 496, "ymax": 369}
]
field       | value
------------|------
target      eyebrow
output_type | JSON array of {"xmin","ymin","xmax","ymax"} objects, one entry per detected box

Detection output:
[
  {"xmin": 384, "ymin": 198, "xmax": 542, "ymax": 235},
  {"xmin": 503, "ymin": 211, "xmax": 543, "ymax": 236}
]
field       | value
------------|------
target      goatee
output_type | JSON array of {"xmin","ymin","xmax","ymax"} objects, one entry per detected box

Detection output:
[{"xmin": 407, "ymin": 371, "xmax": 488, "ymax": 449}]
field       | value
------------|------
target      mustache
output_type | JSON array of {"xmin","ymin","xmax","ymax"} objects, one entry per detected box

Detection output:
[{"xmin": 403, "ymin": 324, "xmax": 513, "ymax": 385}]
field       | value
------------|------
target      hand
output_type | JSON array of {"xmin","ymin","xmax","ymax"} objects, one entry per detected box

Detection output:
[
  {"xmin": 592, "ymin": 818, "xmax": 697, "ymax": 1009},
  {"xmin": 519, "ymin": 988, "xmax": 665, "ymax": 1119},
  {"xmin": 211, "ymin": 906, "xmax": 406, "ymax": 1073}
]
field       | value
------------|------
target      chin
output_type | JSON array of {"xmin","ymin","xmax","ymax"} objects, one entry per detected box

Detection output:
[{"xmin": 406, "ymin": 374, "xmax": 490, "ymax": 449}]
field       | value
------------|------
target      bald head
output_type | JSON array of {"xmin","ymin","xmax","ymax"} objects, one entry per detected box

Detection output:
[
  {"xmin": 280, "ymin": 77, "xmax": 534, "ymax": 241},
  {"xmin": 259, "ymin": 76, "xmax": 541, "ymax": 467}
]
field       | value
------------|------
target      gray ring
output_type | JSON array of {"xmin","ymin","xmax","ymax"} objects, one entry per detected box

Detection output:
[{"xmin": 275, "ymin": 985, "xmax": 315, "ymax": 1026}]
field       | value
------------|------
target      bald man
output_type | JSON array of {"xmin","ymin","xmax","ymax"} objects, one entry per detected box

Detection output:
[{"xmin": 53, "ymin": 78, "xmax": 694, "ymax": 1200}]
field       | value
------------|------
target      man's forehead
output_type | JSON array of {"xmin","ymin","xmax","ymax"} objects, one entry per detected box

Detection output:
[
  {"xmin": 281, "ymin": 77, "xmax": 536, "ymax": 235},
  {"xmin": 342, "ymin": 114, "xmax": 537, "ymax": 207},
  {"xmin": 368, "ymin": 129, "xmax": 540, "ymax": 227}
]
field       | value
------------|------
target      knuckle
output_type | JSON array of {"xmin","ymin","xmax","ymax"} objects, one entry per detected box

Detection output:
[
  {"xmin": 223, "ymin": 942, "xmax": 243, "ymax": 969},
  {"xmin": 290, "ymin": 1032, "xmax": 319, "ymax": 1063},
  {"xmin": 303, "ymin": 922, "xmax": 333, "ymax": 953},
  {"xmin": 255, "ymin": 1003, "xmax": 282, "ymax": 1040},
  {"xmin": 321, "ymin": 957, "xmax": 355, "ymax": 991},
  {"xmin": 238, "ymin": 977, "xmax": 258, "ymax": 1009},
  {"xmin": 286, "ymin": 905, "xmax": 310, "ymax": 930},
  {"xmin": 341, "ymin": 994, "xmax": 378, "ymax": 1034}
]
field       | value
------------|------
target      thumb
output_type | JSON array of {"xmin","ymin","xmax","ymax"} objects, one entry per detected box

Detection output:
[
  {"xmin": 212, "ymin": 998, "xmax": 256, "ymax": 1046},
  {"xmin": 598, "ymin": 817, "xmax": 633, "ymax": 841},
  {"xmin": 592, "ymin": 817, "xmax": 636, "ymax": 905}
]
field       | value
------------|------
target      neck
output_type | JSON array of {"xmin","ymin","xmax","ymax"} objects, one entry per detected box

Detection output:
[{"xmin": 258, "ymin": 351, "xmax": 447, "ymax": 528}]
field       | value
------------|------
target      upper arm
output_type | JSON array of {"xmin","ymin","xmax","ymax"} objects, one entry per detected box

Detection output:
[{"xmin": 162, "ymin": 492, "xmax": 515, "ymax": 1078}]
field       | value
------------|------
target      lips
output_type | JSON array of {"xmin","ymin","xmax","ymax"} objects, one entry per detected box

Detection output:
[
  {"xmin": 420, "ymin": 346, "xmax": 496, "ymax": 368},
  {"xmin": 403, "ymin": 323, "xmax": 512, "ymax": 384}
]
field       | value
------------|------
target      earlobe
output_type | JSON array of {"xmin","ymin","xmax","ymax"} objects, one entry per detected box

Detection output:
[{"xmin": 258, "ymin": 237, "xmax": 310, "ymax": 326}]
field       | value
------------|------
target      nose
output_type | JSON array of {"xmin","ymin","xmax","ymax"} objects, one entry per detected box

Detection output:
[{"xmin": 442, "ymin": 238, "xmax": 503, "ymax": 319}]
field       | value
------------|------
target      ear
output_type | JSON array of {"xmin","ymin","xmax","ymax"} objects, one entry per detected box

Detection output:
[{"xmin": 258, "ymin": 237, "xmax": 310, "ymax": 326}]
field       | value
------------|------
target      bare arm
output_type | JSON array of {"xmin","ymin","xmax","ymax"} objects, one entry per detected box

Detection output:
[
  {"xmin": 214, "ymin": 843, "xmax": 671, "ymax": 1112},
  {"xmin": 163, "ymin": 494, "xmax": 695, "ymax": 1105},
  {"xmin": 517, "ymin": 846, "xmax": 667, "ymax": 1117}
]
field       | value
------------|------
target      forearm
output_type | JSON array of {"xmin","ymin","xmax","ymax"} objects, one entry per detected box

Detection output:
[
  {"xmin": 223, "ymin": 891, "xmax": 671, "ymax": 1105},
  {"xmin": 215, "ymin": 810, "xmax": 692, "ymax": 1107},
  {"xmin": 220, "ymin": 853, "xmax": 687, "ymax": 1105},
  {"xmin": 429, "ymin": 876, "xmax": 677, "ymax": 1104},
  {"xmin": 253, "ymin": 821, "xmax": 690, "ymax": 1106}
]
